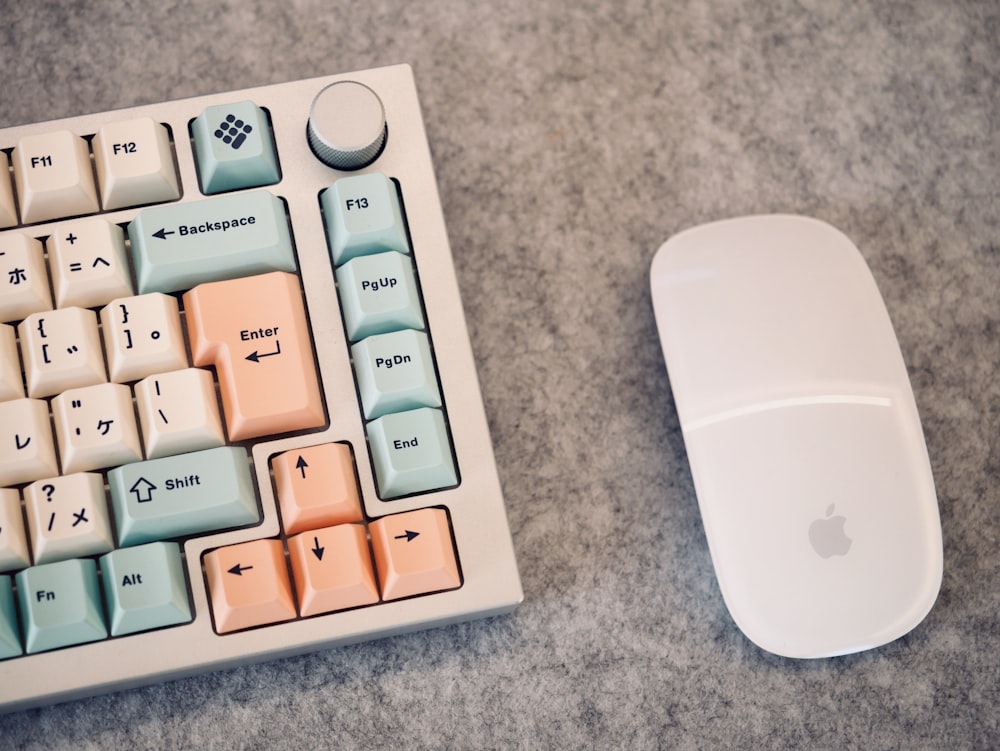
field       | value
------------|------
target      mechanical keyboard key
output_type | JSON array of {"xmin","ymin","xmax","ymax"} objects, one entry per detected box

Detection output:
[
  {"xmin": 204, "ymin": 538, "xmax": 297, "ymax": 633},
  {"xmin": 0, "ymin": 576, "xmax": 21, "ymax": 659},
  {"xmin": 352, "ymin": 329, "xmax": 441, "ymax": 420},
  {"xmin": 366, "ymin": 407, "xmax": 457, "ymax": 498},
  {"xmin": 322, "ymin": 172, "xmax": 409, "ymax": 265},
  {"xmin": 0, "ymin": 232, "xmax": 52, "ymax": 322},
  {"xmin": 335, "ymin": 250, "xmax": 424, "ymax": 341},
  {"xmin": 184, "ymin": 271, "xmax": 324, "ymax": 441},
  {"xmin": 100, "ymin": 541, "xmax": 191, "ymax": 637},
  {"xmin": 192, "ymin": 101, "xmax": 280, "ymax": 194},
  {"xmin": 0, "ymin": 324, "xmax": 24, "ymax": 401},
  {"xmin": 19, "ymin": 306, "xmax": 106, "ymax": 398},
  {"xmin": 92, "ymin": 117, "xmax": 180, "ymax": 210},
  {"xmin": 0, "ymin": 152, "xmax": 16, "ymax": 228},
  {"xmin": 12, "ymin": 130, "xmax": 99, "ymax": 224},
  {"xmin": 134, "ymin": 368, "xmax": 225, "ymax": 459},
  {"xmin": 271, "ymin": 442, "xmax": 363, "ymax": 535},
  {"xmin": 108, "ymin": 446, "xmax": 258, "ymax": 546},
  {"xmin": 287, "ymin": 524, "xmax": 379, "ymax": 616},
  {"xmin": 16, "ymin": 558, "xmax": 107, "ymax": 654},
  {"xmin": 51, "ymin": 382, "xmax": 142, "ymax": 474},
  {"xmin": 100, "ymin": 292, "xmax": 189, "ymax": 383},
  {"xmin": 24, "ymin": 473, "xmax": 114, "ymax": 565},
  {"xmin": 0, "ymin": 488, "xmax": 31, "ymax": 572},
  {"xmin": 47, "ymin": 218, "xmax": 133, "ymax": 308},
  {"xmin": 369, "ymin": 508, "xmax": 460, "ymax": 601},
  {"xmin": 0, "ymin": 398, "xmax": 59, "ymax": 486},
  {"xmin": 127, "ymin": 189, "xmax": 296, "ymax": 294}
]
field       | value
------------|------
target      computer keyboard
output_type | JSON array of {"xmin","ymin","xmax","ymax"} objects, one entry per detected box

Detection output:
[{"xmin": 0, "ymin": 64, "xmax": 522, "ymax": 712}]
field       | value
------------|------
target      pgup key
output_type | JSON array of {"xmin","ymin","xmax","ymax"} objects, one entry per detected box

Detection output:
[{"xmin": 183, "ymin": 271, "xmax": 325, "ymax": 441}]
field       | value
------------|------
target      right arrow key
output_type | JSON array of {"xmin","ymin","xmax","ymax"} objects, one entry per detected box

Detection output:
[{"xmin": 369, "ymin": 507, "xmax": 461, "ymax": 601}]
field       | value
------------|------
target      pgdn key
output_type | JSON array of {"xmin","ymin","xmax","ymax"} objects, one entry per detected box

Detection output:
[{"xmin": 184, "ymin": 271, "xmax": 325, "ymax": 441}]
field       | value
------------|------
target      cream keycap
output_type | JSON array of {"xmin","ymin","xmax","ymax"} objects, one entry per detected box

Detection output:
[
  {"xmin": 134, "ymin": 368, "xmax": 225, "ymax": 459},
  {"xmin": 100, "ymin": 293, "xmax": 188, "ymax": 383},
  {"xmin": 183, "ymin": 271, "xmax": 324, "ymax": 441},
  {"xmin": 24, "ymin": 473, "xmax": 114, "ymax": 565},
  {"xmin": 0, "ymin": 233, "xmax": 52, "ymax": 323},
  {"xmin": 51, "ymin": 382, "xmax": 142, "ymax": 474},
  {"xmin": 0, "ymin": 324, "xmax": 24, "ymax": 401},
  {"xmin": 0, "ymin": 152, "xmax": 17, "ymax": 228},
  {"xmin": 0, "ymin": 489, "xmax": 31, "ymax": 572},
  {"xmin": 47, "ymin": 218, "xmax": 133, "ymax": 308},
  {"xmin": 12, "ymin": 130, "xmax": 99, "ymax": 223},
  {"xmin": 0, "ymin": 398, "xmax": 59, "ymax": 486},
  {"xmin": 19, "ymin": 307, "xmax": 106, "ymax": 398},
  {"xmin": 93, "ymin": 117, "xmax": 180, "ymax": 210}
]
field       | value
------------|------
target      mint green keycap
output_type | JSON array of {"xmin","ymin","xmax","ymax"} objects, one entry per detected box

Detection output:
[
  {"xmin": 0, "ymin": 576, "xmax": 22, "ymax": 659},
  {"xmin": 127, "ymin": 190, "xmax": 296, "ymax": 294},
  {"xmin": 100, "ymin": 541, "xmax": 191, "ymax": 636},
  {"xmin": 322, "ymin": 172, "xmax": 409, "ymax": 265},
  {"xmin": 335, "ymin": 251, "xmax": 424, "ymax": 341},
  {"xmin": 192, "ymin": 101, "xmax": 280, "ymax": 194},
  {"xmin": 367, "ymin": 407, "xmax": 457, "ymax": 498},
  {"xmin": 16, "ymin": 559, "xmax": 106, "ymax": 654},
  {"xmin": 352, "ymin": 329, "xmax": 441, "ymax": 420},
  {"xmin": 108, "ymin": 446, "xmax": 259, "ymax": 546}
]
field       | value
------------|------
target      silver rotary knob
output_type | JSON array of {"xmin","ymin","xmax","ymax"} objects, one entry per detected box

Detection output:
[{"xmin": 307, "ymin": 81, "xmax": 387, "ymax": 170}]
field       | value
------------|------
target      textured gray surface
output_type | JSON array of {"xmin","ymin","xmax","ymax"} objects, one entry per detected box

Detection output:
[{"xmin": 1, "ymin": 0, "xmax": 998, "ymax": 747}]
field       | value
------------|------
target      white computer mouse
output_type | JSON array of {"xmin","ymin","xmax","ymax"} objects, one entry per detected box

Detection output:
[{"xmin": 650, "ymin": 214, "xmax": 942, "ymax": 659}]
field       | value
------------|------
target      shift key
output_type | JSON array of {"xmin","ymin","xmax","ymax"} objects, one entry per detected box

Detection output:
[{"xmin": 184, "ymin": 271, "xmax": 325, "ymax": 441}]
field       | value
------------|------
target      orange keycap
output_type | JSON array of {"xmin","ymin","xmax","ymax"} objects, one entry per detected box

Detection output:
[
  {"xmin": 370, "ymin": 507, "xmax": 461, "ymax": 601},
  {"xmin": 288, "ymin": 524, "xmax": 379, "ymax": 616},
  {"xmin": 204, "ymin": 538, "xmax": 297, "ymax": 633},
  {"xmin": 183, "ymin": 271, "xmax": 324, "ymax": 441},
  {"xmin": 272, "ymin": 443, "xmax": 362, "ymax": 535}
]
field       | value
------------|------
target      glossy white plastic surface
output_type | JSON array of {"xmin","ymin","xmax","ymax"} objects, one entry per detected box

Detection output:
[{"xmin": 651, "ymin": 215, "xmax": 942, "ymax": 658}]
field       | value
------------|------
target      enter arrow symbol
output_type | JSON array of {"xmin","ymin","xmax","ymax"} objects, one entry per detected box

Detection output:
[
  {"xmin": 311, "ymin": 536, "xmax": 324, "ymax": 561},
  {"xmin": 152, "ymin": 228, "xmax": 175, "ymax": 240},
  {"xmin": 394, "ymin": 530, "xmax": 419, "ymax": 542},
  {"xmin": 227, "ymin": 563, "xmax": 254, "ymax": 576},
  {"xmin": 245, "ymin": 340, "xmax": 282, "ymax": 363}
]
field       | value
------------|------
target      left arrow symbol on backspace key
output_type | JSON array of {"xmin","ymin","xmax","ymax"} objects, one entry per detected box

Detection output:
[
  {"xmin": 130, "ymin": 477, "xmax": 157, "ymax": 502},
  {"xmin": 152, "ymin": 228, "xmax": 176, "ymax": 240},
  {"xmin": 227, "ymin": 563, "xmax": 254, "ymax": 576}
]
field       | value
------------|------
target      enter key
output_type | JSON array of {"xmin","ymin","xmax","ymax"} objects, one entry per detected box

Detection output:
[{"xmin": 183, "ymin": 271, "xmax": 325, "ymax": 441}]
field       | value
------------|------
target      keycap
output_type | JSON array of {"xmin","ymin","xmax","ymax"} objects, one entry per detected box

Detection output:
[
  {"xmin": 0, "ymin": 488, "xmax": 31, "ymax": 572},
  {"xmin": 271, "ymin": 443, "xmax": 363, "ymax": 535},
  {"xmin": 47, "ymin": 218, "xmax": 133, "ymax": 308},
  {"xmin": 100, "ymin": 292, "xmax": 188, "ymax": 383},
  {"xmin": 335, "ymin": 250, "xmax": 424, "ymax": 341},
  {"xmin": 0, "ymin": 232, "xmax": 52, "ymax": 322},
  {"xmin": 369, "ymin": 508, "xmax": 460, "ymax": 601},
  {"xmin": 0, "ymin": 398, "xmax": 59, "ymax": 486},
  {"xmin": 16, "ymin": 558, "xmax": 107, "ymax": 654},
  {"xmin": 192, "ymin": 101, "xmax": 280, "ymax": 194},
  {"xmin": 321, "ymin": 173, "xmax": 409, "ymax": 265},
  {"xmin": 134, "ymin": 368, "xmax": 225, "ymax": 459},
  {"xmin": 100, "ymin": 542, "xmax": 191, "ymax": 637},
  {"xmin": 0, "ymin": 576, "xmax": 22, "ymax": 659},
  {"xmin": 184, "ymin": 271, "xmax": 325, "ymax": 441},
  {"xmin": 351, "ymin": 329, "xmax": 441, "ymax": 420},
  {"xmin": 24, "ymin": 473, "xmax": 114, "ymax": 565},
  {"xmin": 366, "ymin": 407, "xmax": 457, "ymax": 498},
  {"xmin": 287, "ymin": 524, "xmax": 379, "ymax": 616},
  {"xmin": 12, "ymin": 130, "xmax": 100, "ymax": 224},
  {"xmin": 51, "ymin": 382, "xmax": 142, "ymax": 474},
  {"xmin": 127, "ymin": 189, "xmax": 296, "ymax": 294},
  {"xmin": 19, "ymin": 306, "xmax": 107, "ymax": 398},
  {"xmin": 108, "ymin": 446, "xmax": 258, "ymax": 546},
  {"xmin": 0, "ymin": 323, "xmax": 25, "ymax": 401},
  {"xmin": 204, "ymin": 538, "xmax": 296, "ymax": 633},
  {"xmin": 0, "ymin": 153, "xmax": 17, "ymax": 228},
  {"xmin": 92, "ymin": 117, "xmax": 180, "ymax": 210}
]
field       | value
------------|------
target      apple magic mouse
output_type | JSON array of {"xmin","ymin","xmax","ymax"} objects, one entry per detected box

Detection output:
[{"xmin": 650, "ymin": 214, "xmax": 942, "ymax": 659}]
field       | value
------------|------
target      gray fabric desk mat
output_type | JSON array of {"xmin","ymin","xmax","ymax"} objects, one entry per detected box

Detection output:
[{"xmin": 0, "ymin": 1, "xmax": 996, "ymax": 747}]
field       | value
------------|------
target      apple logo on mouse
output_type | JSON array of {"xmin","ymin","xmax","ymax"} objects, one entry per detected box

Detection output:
[{"xmin": 808, "ymin": 504, "xmax": 852, "ymax": 558}]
